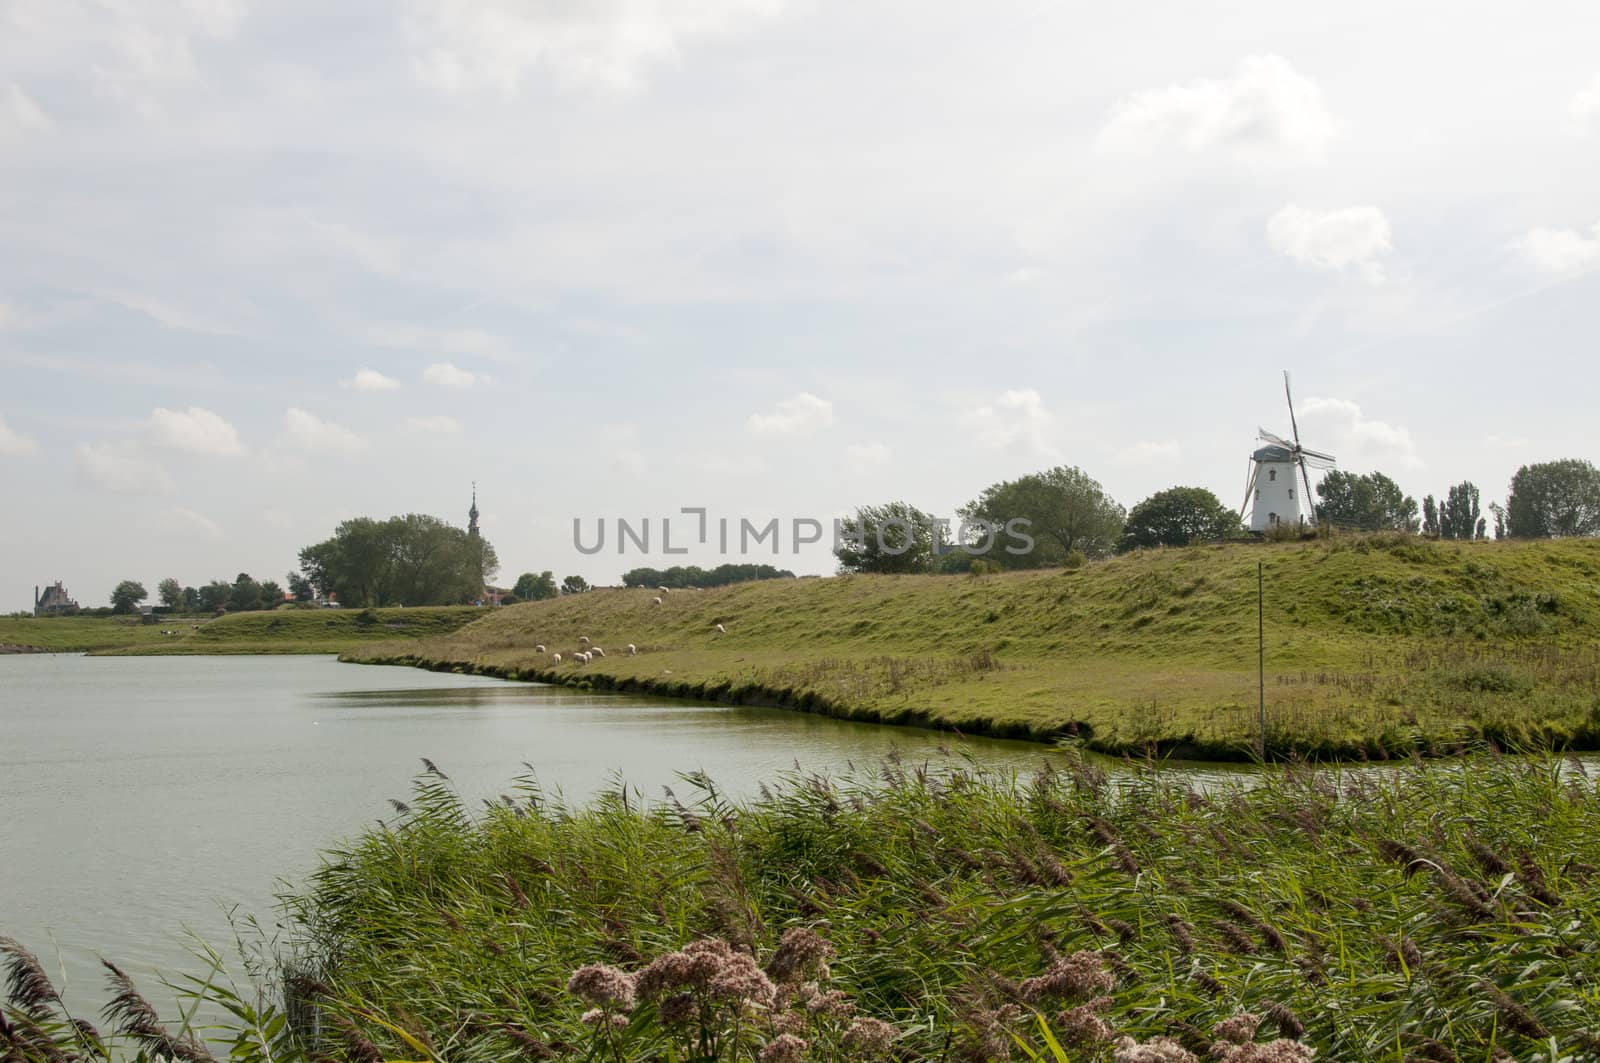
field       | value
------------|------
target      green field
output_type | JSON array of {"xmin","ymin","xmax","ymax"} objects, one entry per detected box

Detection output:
[
  {"xmin": 348, "ymin": 536, "xmax": 1600, "ymax": 759},
  {"xmin": 0, "ymin": 606, "xmax": 484, "ymax": 655}
]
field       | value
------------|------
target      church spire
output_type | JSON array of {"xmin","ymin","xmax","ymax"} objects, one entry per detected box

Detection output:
[{"xmin": 468, "ymin": 481, "xmax": 480, "ymax": 538}]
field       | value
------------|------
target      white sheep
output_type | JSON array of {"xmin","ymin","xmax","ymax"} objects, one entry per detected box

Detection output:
[
  {"xmin": 551, "ymin": 652, "xmax": 562, "ymax": 663},
  {"xmin": 658, "ymin": 585, "xmax": 670, "ymax": 594},
  {"xmin": 651, "ymin": 596, "xmax": 663, "ymax": 606},
  {"xmin": 578, "ymin": 635, "xmax": 591, "ymax": 646},
  {"xmin": 626, "ymin": 644, "xmax": 637, "ymax": 656},
  {"xmin": 714, "ymin": 623, "xmax": 726, "ymax": 634},
  {"xmin": 591, "ymin": 646, "xmax": 605, "ymax": 657},
  {"xmin": 535, "ymin": 644, "xmax": 546, "ymax": 654},
  {"xmin": 576, "ymin": 651, "xmax": 592, "ymax": 664}
]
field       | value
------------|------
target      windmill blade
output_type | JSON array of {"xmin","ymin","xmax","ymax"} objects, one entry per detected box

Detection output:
[
  {"xmin": 1240, "ymin": 460, "xmax": 1260, "ymax": 518},
  {"xmin": 1300, "ymin": 446, "xmax": 1337, "ymax": 465},
  {"xmin": 1298, "ymin": 456, "xmax": 1317, "ymax": 526},
  {"xmin": 1284, "ymin": 370, "xmax": 1303, "ymax": 446},
  {"xmin": 1258, "ymin": 428, "xmax": 1293, "ymax": 450}
]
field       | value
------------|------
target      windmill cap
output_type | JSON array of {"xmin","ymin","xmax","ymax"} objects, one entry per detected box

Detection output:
[{"xmin": 1252, "ymin": 444, "xmax": 1296, "ymax": 461}]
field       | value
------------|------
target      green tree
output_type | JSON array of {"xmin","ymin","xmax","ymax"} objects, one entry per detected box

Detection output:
[
  {"xmin": 1439, "ymin": 482, "xmax": 1484, "ymax": 540},
  {"xmin": 514, "ymin": 571, "xmax": 559, "ymax": 601},
  {"xmin": 297, "ymin": 514, "xmax": 498, "ymax": 606},
  {"xmin": 229, "ymin": 573, "xmax": 264, "ymax": 612},
  {"xmin": 198, "ymin": 580, "xmax": 232, "ymax": 612},
  {"xmin": 959, "ymin": 465, "xmax": 1124, "ymax": 566},
  {"xmin": 1119, "ymin": 487, "xmax": 1241, "ymax": 551},
  {"xmin": 1314, "ymin": 471, "xmax": 1418, "ymax": 531},
  {"xmin": 109, "ymin": 580, "xmax": 148, "ymax": 614},
  {"xmin": 1489, "ymin": 502, "xmax": 1508, "ymax": 540},
  {"xmin": 287, "ymin": 571, "xmax": 315, "ymax": 602},
  {"xmin": 834, "ymin": 501, "xmax": 944, "ymax": 574},
  {"xmin": 1421, "ymin": 496, "xmax": 1439, "ymax": 537},
  {"xmin": 157, "ymin": 578, "xmax": 182, "ymax": 609},
  {"xmin": 181, "ymin": 586, "xmax": 200, "ymax": 611},
  {"xmin": 1506, "ymin": 459, "xmax": 1600, "ymax": 538},
  {"xmin": 561, "ymin": 574, "xmax": 591, "ymax": 595}
]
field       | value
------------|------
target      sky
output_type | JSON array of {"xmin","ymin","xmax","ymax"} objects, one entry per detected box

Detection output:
[{"xmin": 2, "ymin": 0, "xmax": 1598, "ymax": 607}]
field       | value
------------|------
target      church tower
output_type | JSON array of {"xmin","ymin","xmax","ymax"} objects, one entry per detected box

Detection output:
[{"xmin": 468, "ymin": 482, "xmax": 480, "ymax": 539}]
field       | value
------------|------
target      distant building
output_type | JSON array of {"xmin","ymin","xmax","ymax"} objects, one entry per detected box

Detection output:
[{"xmin": 34, "ymin": 582, "xmax": 78, "ymax": 616}]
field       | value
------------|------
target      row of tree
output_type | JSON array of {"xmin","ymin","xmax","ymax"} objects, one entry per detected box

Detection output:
[
  {"xmin": 621, "ymin": 564, "xmax": 797, "ymax": 589},
  {"xmin": 297, "ymin": 514, "xmax": 497, "ymax": 608},
  {"xmin": 833, "ymin": 458, "xmax": 1600, "ymax": 574},
  {"xmin": 106, "ymin": 572, "xmax": 292, "ymax": 614}
]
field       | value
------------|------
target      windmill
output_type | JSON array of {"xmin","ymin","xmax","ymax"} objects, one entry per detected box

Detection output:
[{"xmin": 1241, "ymin": 372, "xmax": 1337, "ymax": 533}]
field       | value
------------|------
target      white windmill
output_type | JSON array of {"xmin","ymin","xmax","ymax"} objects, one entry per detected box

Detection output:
[{"xmin": 1242, "ymin": 372, "xmax": 1337, "ymax": 533}]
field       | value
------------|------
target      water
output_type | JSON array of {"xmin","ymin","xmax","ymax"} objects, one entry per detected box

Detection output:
[{"xmin": 0, "ymin": 653, "xmax": 1059, "ymax": 1012}]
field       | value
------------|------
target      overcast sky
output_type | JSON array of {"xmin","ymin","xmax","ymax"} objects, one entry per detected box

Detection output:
[{"xmin": 3, "ymin": 0, "xmax": 1597, "ymax": 605}]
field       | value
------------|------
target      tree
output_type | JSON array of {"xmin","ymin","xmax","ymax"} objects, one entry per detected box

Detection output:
[
  {"xmin": 198, "ymin": 580, "xmax": 232, "ymax": 612},
  {"xmin": 229, "ymin": 573, "xmax": 264, "ymax": 612},
  {"xmin": 287, "ymin": 571, "xmax": 315, "ymax": 602},
  {"xmin": 1506, "ymin": 459, "xmax": 1600, "ymax": 538},
  {"xmin": 1314, "ymin": 471, "xmax": 1418, "ymax": 531},
  {"xmin": 181, "ymin": 586, "xmax": 200, "ymax": 611},
  {"xmin": 297, "ymin": 514, "xmax": 499, "ymax": 606},
  {"xmin": 1489, "ymin": 502, "xmax": 1507, "ymax": 541},
  {"xmin": 1421, "ymin": 496, "xmax": 1439, "ymax": 537},
  {"xmin": 959, "ymin": 466, "xmax": 1125, "ymax": 567},
  {"xmin": 1439, "ymin": 482, "xmax": 1484, "ymax": 540},
  {"xmin": 561, "ymin": 574, "xmax": 591, "ymax": 595},
  {"xmin": 834, "ymin": 501, "xmax": 943, "ymax": 574},
  {"xmin": 258, "ymin": 580, "xmax": 284, "ymax": 607},
  {"xmin": 514, "ymin": 571, "xmax": 559, "ymax": 601},
  {"xmin": 110, "ymin": 580, "xmax": 148, "ymax": 614},
  {"xmin": 157, "ymin": 578, "xmax": 182, "ymax": 609},
  {"xmin": 621, "ymin": 564, "xmax": 796, "ymax": 589},
  {"xmin": 1119, "ymin": 487, "xmax": 1241, "ymax": 551}
]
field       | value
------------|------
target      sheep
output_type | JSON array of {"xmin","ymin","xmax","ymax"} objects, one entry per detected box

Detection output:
[
  {"xmin": 590, "ymin": 646, "xmax": 605, "ymax": 657},
  {"xmin": 714, "ymin": 623, "xmax": 726, "ymax": 635},
  {"xmin": 651, "ymin": 596, "xmax": 663, "ymax": 606},
  {"xmin": 535, "ymin": 644, "xmax": 546, "ymax": 654},
  {"xmin": 578, "ymin": 635, "xmax": 591, "ymax": 646},
  {"xmin": 658, "ymin": 585, "xmax": 670, "ymax": 594},
  {"xmin": 575, "ymin": 651, "xmax": 592, "ymax": 664},
  {"xmin": 626, "ymin": 643, "xmax": 637, "ymax": 657},
  {"xmin": 552, "ymin": 652, "xmax": 562, "ymax": 663}
]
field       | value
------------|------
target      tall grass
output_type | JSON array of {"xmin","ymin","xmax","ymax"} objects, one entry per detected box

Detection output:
[{"xmin": 11, "ymin": 751, "xmax": 1593, "ymax": 1061}]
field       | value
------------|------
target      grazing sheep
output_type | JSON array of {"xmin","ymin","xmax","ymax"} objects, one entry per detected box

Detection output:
[
  {"xmin": 658, "ymin": 585, "xmax": 670, "ymax": 593},
  {"xmin": 578, "ymin": 635, "xmax": 591, "ymax": 646},
  {"xmin": 651, "ymin": 596, "xmax": 663, "ymax": 606},
  {"xmin": 714, "ymin": 623, "xmax": 726, "ymax": 634},
  {"xmin": 576, "ymin": 651, "xmax": 592, "ymax": 664},
  {"xmin": 552, "ymin": 653, "xmax": 562, "ymax": 663},
  {"xmin": 626, "ymin": 643, "xmax": 637, "ymax": 656},
  {"xmin": 591, "ymin": 647, "xmax": 605, "ymax": 657},
  {"xmin": 535, "ymin": 644, "xmax": 546, "ymax": 654}
]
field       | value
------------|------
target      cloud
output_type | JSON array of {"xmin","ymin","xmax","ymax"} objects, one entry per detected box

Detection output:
[
  {"xmin": 361, "ymin": 323, "xmax": 522, "ymax": 364},
  {"xmin": 1571, "ymin": 74, "xmax": 1600, "ymax": 131},
  {"xmin": 147, "ymin": 405, "xmax": 243, "ymax": 456},
  {"xmin": 747, "ymin": 392, "xmax": 835, "ymax": 436},
  {"xmin": 345, "ymin": 367, "xmax": 402, "ymax": 391},
  {"xmin": 963, "ymin": 389, "xmax": 1057, "ymax": 458},
  {"xmin": 1268, "ymin": 204, "xmax": 1393, "ymax": 282},
  {"xmin": 404, "ymin": 414, "xmax": 463, "ymax": 434},
  {"xmin": 1515, "ymin": 221, "xmax": 1600, "ymax": 275},
  {"xmin": 0, "ymin": 415, "xmax": 39, "ymax": 457},
  {"xmin": 845, "ymin": 442, "xmax": 892, "ymax": 466},
  {"xmin": 153, "ymin": 506, "xmax": 222, "ymax": 538},
  {"xmin": 1118, "ymin": 440, "xmax": 1182, "ymax": 465},
  {"xmin": 406, "ymin": 0, "xmax": 787, "ymax": 95},
  {"xmin": 283, "ymin": 408, "xmax": 368, "ymax": 456},
  {"xmin": 1, "ymin": 82, "xmax": 53, "ymax": 137},
  {"xmin": 74, "ymin": 442, "xmax": 175, "ymax": 494},
  {"xmin": 1298, "ymin": 397, "xmax": 1422, "ymax": 470},
  {"xmin": 1096, "ymin": 55, "xmax": 1338, "ymax": 164},
  {"xmin": 422, "ymin": 361, "xmax": 487, "ymax": 389}
]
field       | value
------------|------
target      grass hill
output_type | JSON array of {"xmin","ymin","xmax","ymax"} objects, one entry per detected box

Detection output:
[
  {"xmin": 0, "ymin": 606, "xmax": 482, "ymax": 655},
  {"xmin": 347, "ymin": 535, "xmax": 1600, "ymax": 759}
]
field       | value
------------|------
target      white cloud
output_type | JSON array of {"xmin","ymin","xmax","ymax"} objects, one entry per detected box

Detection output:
[
  {"xmin": 361, "ymin": 323, "xmax": 522, "ymax": 363},
  {"xmin": 147, "ymin": 405, "xmax": 243, "ymax": 456},
  {"xmin": 1298, "ymin": 397, "xmax": 1422, "ymax": 470},
  {"xmin": 1515, "ymin": 221, "xmax": 1600, "ymax": 275},
  {"xmin": 422, "ymin": 361, "xmax": 487, "ymax": 389},
  {"xmin": 404, "ymin": 414, "xmax": 463, "ymax": 434},
  {"xmin": 845, "ymin": 442, "xmax": 892, "ymax": 466},
  {"xmin": 1, "ymin": 82, "xmax": 53, "ymax": 137},
  {"xmin": 74, "ymin": 442, "xmax": 175, "ymax": 494},
  {"xmin": 283, "ymin": 408, "xmax": 368, "ymax": 456},
  {"xmin": 747, "ymin": 392, "xmax": 835, "ymax": 436},
  {"xmin": 1118, "ymin": 440, "xmax": 1182, "ymax": 465},
  {"xmin": 406, "ymin": 0, "xmax": 787, "ymax": 95},
  {"xmin": 963, "ymin": 389, "xmax": 1057, "ymax": 458},
  {"xmin": 1268, "ymin": 204, "xmax": 1393, "ymax": 282},
  {"xmin": 1570, "ymin": 74, "xmax": 1600, "ymax": 131},
  {"xmin": 1096, "ymin": 55, "xmax": 1338, "ymax": 164},
  {"xmin": 153, "ymin": 506, "xmax": 222, "ymax": 538},
  {"xmin": 0, "ymin": 415, "xmax": 39, "ymax": 457},
  {"xmin": 345, "ymin": 367, "xmax": 402, "ymax": 391}
]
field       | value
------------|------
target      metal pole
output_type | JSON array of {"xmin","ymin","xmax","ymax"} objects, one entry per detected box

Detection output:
[{"xmin": 1258, "ymin": 561, "xmax": 1266, "ymax": 760}]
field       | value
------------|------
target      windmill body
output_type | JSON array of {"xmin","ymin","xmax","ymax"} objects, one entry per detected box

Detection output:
[
  {"xmin": 1248, "ymin": 444, "xmax": 1305, "ymax": 531},
  {"xmin": 1241, "ymin": 372, "xmax": 1337, "ymax": 533}
]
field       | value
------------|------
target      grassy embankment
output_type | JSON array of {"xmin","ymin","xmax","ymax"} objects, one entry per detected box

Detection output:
[
  {"xmin": 349, "ymin": 536, "xmax": 1600, "ymax": 759},
  {"xmin": 8, "ymin": 753, "xmax": 1598, "ymax": 1062},
  {"xmin": 0, "ymin": 606, "xmax": 482, "ymax": 655}
]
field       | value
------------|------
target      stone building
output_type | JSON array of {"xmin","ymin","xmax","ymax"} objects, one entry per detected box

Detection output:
[{"xmin": 34, "ymin": 581, "xmax": 79, "ymax": 616}]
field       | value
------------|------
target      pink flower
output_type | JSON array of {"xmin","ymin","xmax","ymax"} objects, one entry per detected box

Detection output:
[{"xmin": 567, "ymin": 964, "xmax": 637, "ymax": 1012}]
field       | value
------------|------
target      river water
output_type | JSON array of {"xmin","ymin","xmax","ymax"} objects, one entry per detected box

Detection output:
[{"xmin": 0, "ymin": 653, "xmax": 1063, "ymax": 1014}]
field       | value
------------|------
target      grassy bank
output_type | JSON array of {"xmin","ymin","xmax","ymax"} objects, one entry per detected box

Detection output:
[
  {"xmin": 9, "ymin": 753, "xmax": 1597, "ymax": 1062},
  {"xmin": 348, "ymin": 536, "xmax": 1600, "ymax": 759},
  {"xmin": 0, "ymin": 606, "xmax": 483, "ymax": 655}
]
